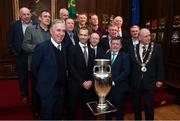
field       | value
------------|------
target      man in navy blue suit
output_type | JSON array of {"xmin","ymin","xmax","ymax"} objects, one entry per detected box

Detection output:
[
  {"xmin": 129, "ymin": 28, "xmax": 164, "ymax": 120},
  {"xmin": 104, "ymin": 36, "xmax": 130, "ymax": 120},
  {"xmin": 8, "ymin": 7, "xmax": 33, "ymax": 104},
  {"xmin": 31, "ymin": 19, "xmax": 67, "ymax": 119}
]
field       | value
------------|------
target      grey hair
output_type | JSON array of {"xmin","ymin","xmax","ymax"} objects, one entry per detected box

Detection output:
[{"xmin": 50, "ymin": 19, "xmax": 65, "ymax": 30}]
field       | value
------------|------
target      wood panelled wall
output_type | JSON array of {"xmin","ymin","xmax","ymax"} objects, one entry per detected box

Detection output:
[
  {"xmin": 140, "ymin": 0, "xmax": 180, "ymax": 87},
  {"xmin": 0, "ymin": 0, "xmax": 180, "ymax": 87},
  {"xmin": 0, "ymin": 0, "xmax": 130, "ymax": 79}
]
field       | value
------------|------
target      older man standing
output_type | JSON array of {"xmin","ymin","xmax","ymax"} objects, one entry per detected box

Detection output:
[
  {"xmin": 129, "ymin": 28, "xmax": 164, "ymax": 120},
  {"xmin": 8, "ymin": 7, "xmax": 33, "ymax": 104},
  {"xmin": 31, "ymin": 19, "xmax": 67, "ymax": 119},
  {"xmin": 59, "ymin": 8, "xmax": 69, "ymax": 21}
]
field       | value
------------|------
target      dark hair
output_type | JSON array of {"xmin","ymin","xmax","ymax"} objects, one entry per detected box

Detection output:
[
  {"xmin": 111, "ymin": 36, "xmax": 122, "ymax": 41},
  {"xmin": 39, "ymin": 10, "xmax": 50, "ymax": 16},
  {"xmin": 78, "ymin": 26, "xmax": 91, "ymax": 35}
]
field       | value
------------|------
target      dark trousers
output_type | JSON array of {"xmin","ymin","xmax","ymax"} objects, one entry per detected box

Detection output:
[
  {"xmin": 132, "ymin": 88, "xmax": 155, "ymax": 120},
  {"xmin": 67, "ymin": 87, "xmax": 94, "ymax": 120},
  {"xmin": 29, "ymin": 72, "xmax": 41, "ymax": 117},
  {"xmin": 106, "ymin": 91, "xmax": 126, "ymax": 120},
  {"xmin": 40, "ymin": 88, "xmax": 65, "ymax": 120},
  {"xmin": 15, "ymin": 53, "xmax": 28, "ymax": 97}
]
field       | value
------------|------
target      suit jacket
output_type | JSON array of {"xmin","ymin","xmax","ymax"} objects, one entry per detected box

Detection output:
[
  {"xmin": 125, "ymin": 38, "xmax": 139, "ymax": 53},
  {"xmin": 8, "ymin": 20, "xmax": 25, "ymax": 56},
  {"xmin": 63, "ymin": 31, "xmax": 79, "ymax": 48},
  {"xmin": 98, "ymin": 35, "xmax": 110, "ymax": 52},
  {"xmin": 31, "ymin": 40, "xmax": 67, "ymax": 98},
  {"xmin": 129, "ymin": 42, "xmax": 164, "ymax": 91},
  {"xmin": 104, "ymin": 51, "xmax": 130, "ymax": 93},
  {"xmin": 68, "ymin": 44, "xmax": 94, "ymax": 91}
]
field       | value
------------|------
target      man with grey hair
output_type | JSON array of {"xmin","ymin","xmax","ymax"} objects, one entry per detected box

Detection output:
[
  {"xmin": 8, "ymin": 7, "xmax": 33, "ymax": 104},
  {"xmin": 31, "ymin": 19, "xmax": 68, "ymax": 119},
  {"xmin": 129, "ymin": 28, "xmax": 164, "ymax": 120},
  {"xmin": 113, "ymin": 16, "xmax": 130, "ymax": 52},
  {"xmin": 59, "ymin": 8, "xmax": 69, "ymax": 21},
  {"xmin": 126, "ymin": 25, "xmax": 140, "ymax": 52}
]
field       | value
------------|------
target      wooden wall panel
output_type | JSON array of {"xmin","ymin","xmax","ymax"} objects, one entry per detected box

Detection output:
[{"xmin": 0, "ymin": 0, "xmax": 18, "ymax": 79}]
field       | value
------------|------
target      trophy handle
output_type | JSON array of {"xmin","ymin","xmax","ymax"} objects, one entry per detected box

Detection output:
[
  {"xmin": 107, "ymin": 65, "xmax": 111, "ymax": 73},
  {"xmin": 93, "ymin": 65, "xmax": 100, "ymax": 74}
]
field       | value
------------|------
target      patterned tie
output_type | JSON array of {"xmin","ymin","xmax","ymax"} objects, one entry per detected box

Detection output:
[
  {"xmin": 142, "ymin": 46, "xmax": 147, "ymax": 61},
  {"xmin": 83, "ymin": 46, "xmax": 88, "ymax": 66}
]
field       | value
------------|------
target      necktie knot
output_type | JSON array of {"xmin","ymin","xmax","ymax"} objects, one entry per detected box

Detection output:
[
  {"xmin": 111, "ymin": 53, "xmax": 116, "ymax": 64},
  {"xmin": 57, "ymin": 44, "xmax": 61, "ymax": 51}
]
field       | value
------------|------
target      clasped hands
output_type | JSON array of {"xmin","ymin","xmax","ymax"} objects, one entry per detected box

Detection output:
[{"xmin": 83, "ymin": 80, "xmax": 92, "ymax": 90}]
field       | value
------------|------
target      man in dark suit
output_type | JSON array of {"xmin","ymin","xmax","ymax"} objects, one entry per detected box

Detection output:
[
  {"xmin": 73, "ymin": 13, "xmax": 91, "ymax": 36},
  {"xmin": 89, "ymin": 32, "xmax": 105, "ymax": 59},
  {"xmin": 104, "ymin": 36, "xmax": 130, "ymax": 120},
  {"xmin": 98, "ymin": 23, "xmax": 118, "ymax": 52},
  {"xmin": 67, "ymin": 27, "xmax": 95, "ymax": 120},
  {"xmin": 126, "ymin": 25, "xmax": 140, "ymax": 53},
  {"xmin": 7, "ymin": 7, "xmax": 33, "ymax": 104},
  {"xmin": 63, "ymin": 18, "xmax": 78, "ymax": 48},
  {"xmin": 113, "ymin": 16, "xmax": 131, "ymax": 52},
  {"xmin": 22, "ymin": 10, "xmax": 51, "ymax": 118},
  {"xmin": 31, "ymin": 19, "xmax": 67, "ymax": 120},
  {"xmin": 129, "ymin": 28, "xmax": 164, "ymax": 120}
]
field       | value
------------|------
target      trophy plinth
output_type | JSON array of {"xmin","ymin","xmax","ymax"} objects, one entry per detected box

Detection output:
[{"xmin": 87, "ymin": 59, "xmax": 117, "ymax": 115}]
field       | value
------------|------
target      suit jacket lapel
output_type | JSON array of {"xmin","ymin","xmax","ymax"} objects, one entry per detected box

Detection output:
[
  {"xmin": 77, "ymin": 44, "xmax": 87, "ymax": 67},
  {"xmin": 17, "ymin": 21, "xmax": 24, "ymax": 39},
  {"xmin": 136, "ymin": 44, "xmax": 142, "ymax": 63}
]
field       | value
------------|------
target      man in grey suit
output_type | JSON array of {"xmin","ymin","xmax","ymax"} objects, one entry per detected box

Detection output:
[{"xmin": 22, "ymin": 10, "xmax": 51, "ymax": 118}]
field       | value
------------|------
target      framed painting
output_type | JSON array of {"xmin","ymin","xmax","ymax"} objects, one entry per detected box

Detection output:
[{"xmin": 12, "ymin": 0, "xmax": 57, "ymax": 20}]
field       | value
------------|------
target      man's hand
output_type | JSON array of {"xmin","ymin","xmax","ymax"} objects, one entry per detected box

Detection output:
[
  {"xmin": 156, "ymin": 81, "xmax": 163, "ymax": 88},
  {"xmin": 83, "ymin": 80, "xmax": 92, "ymax": 90}
]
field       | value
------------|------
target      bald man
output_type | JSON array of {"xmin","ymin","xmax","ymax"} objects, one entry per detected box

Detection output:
[
  {"xmin": 8, "ymin": 7, "xmax": 35, "ymax": 104},
  {"xmin": 129, "ymin": 28, "xmax": 164, "ymax": 120},
  {"xmin": 89, "ymin": 32, "xmax": 105, "ymax": 58},
  {"xmin": 59, "ymin": 8, "xmax": 69, "ymax": 21}
]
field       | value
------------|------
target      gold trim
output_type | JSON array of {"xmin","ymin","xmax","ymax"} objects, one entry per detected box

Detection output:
[
  {"xmin": 12, "ymin": 0, "xmax": 19, "ymax": 20},
  {"xmin": 12, "ymin": 0, "xmax": 57, "ymax": 20}
]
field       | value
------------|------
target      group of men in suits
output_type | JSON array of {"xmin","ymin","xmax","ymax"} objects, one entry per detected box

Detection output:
[{"xmin": 8, "ymin": 7, "xmax": 164, "ymax": 120}]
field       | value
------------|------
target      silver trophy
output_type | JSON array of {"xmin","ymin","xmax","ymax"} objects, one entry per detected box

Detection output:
[{"xmin": 87, "ymin": 59, "xmax": 117, "ymax": 115}]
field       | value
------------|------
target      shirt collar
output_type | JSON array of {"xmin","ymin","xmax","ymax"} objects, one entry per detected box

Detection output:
[
  {"xmin": 90, "ymin": 45, "xmax": 97, "ymax": 49},
  {"xmin": 140, "ymin": 43, "xmax": 149, "ymax": 49},
  {"xmin": 79, "ymin": 42, "xmax": 88, "ymax": 50},
  {"xmin": 51, "ymin": 38, "xmax": 61, "ymax": 48}
]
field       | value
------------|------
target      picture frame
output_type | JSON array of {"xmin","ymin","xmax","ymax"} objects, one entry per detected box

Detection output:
[{"xmin": 12, "ymin": 0, "xmax": 57, "ymax": 20}]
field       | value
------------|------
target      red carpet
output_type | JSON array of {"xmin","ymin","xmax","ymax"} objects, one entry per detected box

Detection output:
[
  {"xmin": 0, "ymin": 79, "xmax": 176, "ymax": 120},
  {"xmin": 0, "ymin": 80, "xmax": 34, "ymax": 120}
]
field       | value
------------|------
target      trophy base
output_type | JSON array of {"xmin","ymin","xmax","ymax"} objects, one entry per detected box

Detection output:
[{"xmin": 86, "ymin": 100, "xmax": 117, "ymax": 115}]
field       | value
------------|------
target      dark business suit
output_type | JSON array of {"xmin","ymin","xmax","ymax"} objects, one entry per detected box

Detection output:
[
  {"xmin": 129, "ymin": 42, "xmax": 164, "ymax": 120},
  {"xmin": 104, "ymin": 51, "xmax": 130, "ymax": 120},
  {"xmin": 90, "ymin": 46, "xmax": 105, "ymax": 59},
  {"xmin": 98, "ymin": 35, "xmax": 111, "ymax": 52},
  {"xmin": 31, "ymin": 40, "xmax": 67, "ymax": 119},
  {"xmin": 63, "ymin": 31, "xmax": 78, "ymax": 48},
  {"xmin": 67, "ymin": 43, "xmax": 95, "ymax": 119},
  {"xmin": 7, "ymin": 20, "xmax": 29, "ymax": 97},
  {"xmin": 22, "ymin": 24, "xmax": 50, "ymax": 117}
]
